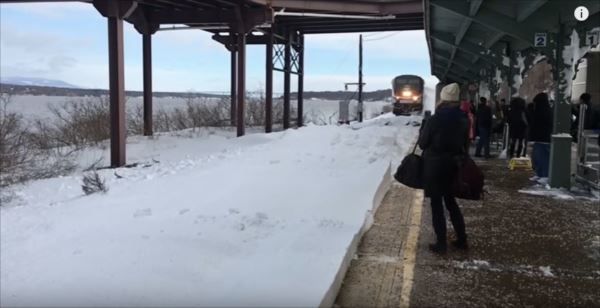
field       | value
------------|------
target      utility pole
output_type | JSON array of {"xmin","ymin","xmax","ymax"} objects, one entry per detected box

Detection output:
[{"xmin": 358, "ymin": 34, "xmax": 363, "ymax": 122}]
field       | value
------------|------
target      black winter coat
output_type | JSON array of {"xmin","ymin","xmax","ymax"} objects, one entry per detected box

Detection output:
[
  {"xmin": 418, "ymin": 104, "xmax": 469, "ymax": 197},
  {"xmin": 476, "ymin": 103, "xmax": 493, "ymax": 130},
  {"xmin": 507, "ymin": 108, "xmax": 528, "ymax": 139},
  {"xmin": 529, "ymin": 102, "xmax": 553, "ymax": 143}
]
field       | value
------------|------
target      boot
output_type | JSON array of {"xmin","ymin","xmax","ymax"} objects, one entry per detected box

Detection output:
[
  {"xmin": 451, "ymin": 239, "xmax": 469, "ymax": 250},
  {"xmin": 428, "ymin": 242, "xmax": 447, "ymax": 254}
]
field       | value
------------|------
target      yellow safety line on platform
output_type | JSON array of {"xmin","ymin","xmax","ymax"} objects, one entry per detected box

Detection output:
[{"xmin": 399, "ymin": 190, "xmax": 424, "ymax": 308}]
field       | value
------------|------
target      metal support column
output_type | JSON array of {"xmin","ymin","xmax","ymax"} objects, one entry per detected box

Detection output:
[
  {"xmin": 283, "ymin": 29, "xmax": 291, "ymax": 129},
  {"xmin": 236, "ymin": 31, "xmax": 246, "ymax": 137},
  {"xmin": 265, "ymin": 29, "xmax": 273, "ymax": 133},
  {"xmin": 505, "ymin": 41, "xmax": 513, "ymax": 99},
  {"xmin": 549, "ymin": 21, "xmax": 572, "ymax": 188},
  {"xmin": 358, "ymin": 34, "xmax": 363, "ymax": 122},
  {"xmin": 142, "ymin": 33, "xmax": 153, "ymax": 136},
  {"xmin": 297, "ymin": 33, "xmax": 304, "ymax": 127},
  {"xmin": 230, "ymin": 31, "xmax": 237, "ymax": 127},
  {"xmin": 108, "ymin": 16, "xmax": 126, "ymax": 167}
]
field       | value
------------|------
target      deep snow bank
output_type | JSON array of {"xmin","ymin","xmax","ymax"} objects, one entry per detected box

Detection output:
[{"xmin": 1, "ymin": 114, "xmax": 419, "ymax": 307}]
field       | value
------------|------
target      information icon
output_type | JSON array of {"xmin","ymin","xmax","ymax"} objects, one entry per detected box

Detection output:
[{"xmin": 574, "ymin": 6, "xmax": 589, "ymax": 21}]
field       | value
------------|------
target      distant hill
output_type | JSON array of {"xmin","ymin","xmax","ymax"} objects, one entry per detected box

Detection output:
[
  {"xmin": 0, "ymin": 77, "xmax": 81, "ymax": 89},
  {"xmin": 290, "ymin": 89, "xmax": 392, "ymax": 101},
  {"xmin": 0, "ymin": 83, "xmax": 226, "ymax": 99},
  {"xmin": 0, "ymin": 82, "xmax": 393, "ymax": 101}
]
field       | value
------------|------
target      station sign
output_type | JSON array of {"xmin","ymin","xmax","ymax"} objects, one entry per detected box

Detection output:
[
  {"xmin": 534, "ymin": 33, "xmax": 547, "ymax": 47},
  {"xmin": 586, "ymin": 30, "xmax": 599, "ymax": 46}
]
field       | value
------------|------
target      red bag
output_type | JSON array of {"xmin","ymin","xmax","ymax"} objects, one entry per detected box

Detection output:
[{"xmin": 453, "ymin": 156, "xmax": 484, "ymax": 200}]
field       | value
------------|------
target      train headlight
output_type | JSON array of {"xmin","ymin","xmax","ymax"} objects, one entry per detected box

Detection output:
[
  {"xmin": 402, "ymin": 90, "xmax": 412, "ymax": 97},
  {"xmin": 412, "ymin": 96, "xmax": 419, "ymax": 101}
]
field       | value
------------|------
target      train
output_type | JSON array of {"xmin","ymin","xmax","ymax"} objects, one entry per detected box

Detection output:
[{"xmin": 391, "ymin": 75, "xmax": 424, "ymax": 115}]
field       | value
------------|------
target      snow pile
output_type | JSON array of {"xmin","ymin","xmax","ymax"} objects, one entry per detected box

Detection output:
[
  {"xmin": 539, "ymin": 266, "xmax": 555, "ymax": 277},
  {"xmin": 493, "ymin": 67, "xmax": 503, "ymax": 85},
  {"xmin": 518, "ymin": 184, "xmax": 599, "ymax": 201},
  {"xmin": 453, "ymin": 260, "xmax": 492, "ymax": 271},
  {"xmin": 561, "ymin": 28, "xmax": 600, "ymax": 104},
  {"xmin": 0, "ymin": 114, "xmax": 419, "ymax": 307},
  {"xmin": 512, "ymin": 52, "xmax": 526, "ymax": 97}
]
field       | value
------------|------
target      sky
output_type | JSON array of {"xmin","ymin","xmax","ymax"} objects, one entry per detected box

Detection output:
[{"xmin": 0, "ymin": 2, "xmax": 438, "ymax": 93}]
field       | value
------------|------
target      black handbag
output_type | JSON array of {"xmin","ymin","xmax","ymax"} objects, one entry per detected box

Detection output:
[{"xmin": 394, "ymin": 142, "xmax": 424, "ymax": 189}]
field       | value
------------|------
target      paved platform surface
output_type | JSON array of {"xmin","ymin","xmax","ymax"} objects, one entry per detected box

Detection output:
[
  {"xmin": 334, "ymin": 183, "xmax": 420, "ymax": 307},
  {"xmin": 335, "ymin": 156, "xmax": 600, "ymax": 307}
]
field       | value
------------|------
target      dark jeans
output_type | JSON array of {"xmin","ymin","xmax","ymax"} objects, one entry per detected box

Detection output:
[
  {"xmin": 476, "ymin": 127, "xmax": 491, "ymax": 156},
  {"xmin": 532, "ymin": 142, "xmax": 550, "ymax": 177},
  {"xmin": 430, "ymin": 194, "xmax": 467, "ymax": 244},
  {"xmin": 509, "ymin": 138, "xmax": 525, "ymax": 158}
]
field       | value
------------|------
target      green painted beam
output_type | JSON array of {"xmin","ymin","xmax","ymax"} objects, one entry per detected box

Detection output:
[
  {"xmin": 433, "ymin": 50, "xmax": 476, "ymax": 72},
  {"xmin": 431, "ymin": 31, "xmax": 502, "ymax": 65},
  {"xmin": 472, "ymin": 32, "xmax": 505, "ymax": 63},
  {"xmin": 435, "ymin": 58, "xmax": 479, "ymax": 78},
  {"xmin": 434, "ymin": 65, "xmax": 470, "ymax": 82},
  {"xmin": 446, "ymin": 72, "xmax": 469, "ymax": 83},
  {"xmin": 434, "ymin": 50, "xmax": 479, "ymax": 71},
  {"xmin": 431, "ymin": 0, "xmax": 545, "ymax": 46},
  {"xmin": 469, "ymin": 0, "xmax": 483, "ymax": 16},
  {"xmin": 443, "ymin": 0, "xmax": 482, "ymax": 83},
  {"xmin": 435, "ymin": 55, "xmax": 477, "ymax": 73},
  {"xmin": 516, "ymin": 0, "xmax": 548, "ymax": 22}
]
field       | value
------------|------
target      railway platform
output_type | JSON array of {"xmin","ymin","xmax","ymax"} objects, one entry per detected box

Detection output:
[{"xmin": 335, "ymin": 153, "xmax": 600, "ymax": 307}]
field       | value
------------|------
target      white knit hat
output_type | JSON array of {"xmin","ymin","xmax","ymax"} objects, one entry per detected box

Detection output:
[{"xmin": 440, "ymin": 83, "xmax": 460, "ymax": 102}]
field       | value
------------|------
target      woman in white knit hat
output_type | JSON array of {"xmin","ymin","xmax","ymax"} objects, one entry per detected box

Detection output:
[{"xmin": 418, "ymin": 83, "xmax": 469, "ymax": 253}]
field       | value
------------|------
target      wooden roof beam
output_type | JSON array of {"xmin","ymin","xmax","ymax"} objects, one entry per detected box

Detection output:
[
  {"xmin": 247, "ymin": 0, "xmax": 422, "ymax": 15},
  {"xmin": 145, "ymin": 7, "xmax": 273, "ymax": 26}
]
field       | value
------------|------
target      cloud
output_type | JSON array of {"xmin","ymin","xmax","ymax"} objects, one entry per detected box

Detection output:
[
  {"xmin": 0, "ymin": 3, "xmax": 435, "ymax": 92},
  {"xmin": 0, "ymin": 23, "xmax": 84, "ymax": 76},
  {"xmin": 0, "ymin": 2, "xmax": 92, "ymax": 19},
  {"xmin": 307, "ymin": 30, "xmax": 429, "ymax": 60}
]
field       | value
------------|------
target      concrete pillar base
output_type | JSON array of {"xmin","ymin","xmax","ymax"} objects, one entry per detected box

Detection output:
[{"xmin": 549, "ymin": 134, "xmax": 572, "ymax": 189}]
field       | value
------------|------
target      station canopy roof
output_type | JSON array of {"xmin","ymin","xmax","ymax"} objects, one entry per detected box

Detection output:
[
  {"xmin": 425, "ymin": 0, "xmax": 600, "ymax": 84},
  {"xmin": 0, "ymin": 0, "xmax": 423, "ymax": 35}
]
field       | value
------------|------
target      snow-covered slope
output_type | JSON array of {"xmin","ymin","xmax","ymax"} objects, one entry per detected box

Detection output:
[{"xmin": 0, "ymin": 114, "xmax": 420, "ymax": 307}]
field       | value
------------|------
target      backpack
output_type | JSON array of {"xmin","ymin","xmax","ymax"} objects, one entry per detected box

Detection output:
[{"xmin": 452, "ymin": 156, "xmax": 484, "ymax": 200}]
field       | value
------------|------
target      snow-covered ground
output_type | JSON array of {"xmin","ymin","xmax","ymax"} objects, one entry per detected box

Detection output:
[{"xmin": 0, "ymin": 113, "xmax": 420, "ymax": 306}]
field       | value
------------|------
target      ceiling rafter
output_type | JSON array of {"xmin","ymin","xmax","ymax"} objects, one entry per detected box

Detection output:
[
  {"xmin": 516, "ymin": 0, "xmax": 548, "ymax": 22},
  {"xmin": 431, "ymin": 0, "xmax": 544, "ymax": 46},
  {"xmin": 442, "ymin": 0, "xmax": 482, "ymax": 81}
]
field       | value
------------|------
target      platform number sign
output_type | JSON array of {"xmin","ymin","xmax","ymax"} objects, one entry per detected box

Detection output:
[
  {"xmin": 534, "ymin": 33, "xmax": 547, "ymax": 47},
  {"xmin": 586, "ymin": 31, "xmax": 599, "ymax": 46}
]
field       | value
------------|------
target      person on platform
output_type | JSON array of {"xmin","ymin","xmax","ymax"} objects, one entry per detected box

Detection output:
[
  {"xmin": 419, "ymin": 83, "xmax": 469, "ymax": 254},
  {"xmin": 475, "ymin": 97, "xmax": 493, "ymax": 158},
  {"xmin": 507, "ymin": 97, "xmax": 528, "ymax": 158},
  {"xmin": 460, "ymin": 100, "xmax": 475, "ymax": 148},
  {"xmin": 528, "ymin": 93, "xmax": 553, "ymax": 183}
]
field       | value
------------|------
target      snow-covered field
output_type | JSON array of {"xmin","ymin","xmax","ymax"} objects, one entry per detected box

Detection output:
[
  {"xmin": 0, "ymin": 113, "xmax": 421, "ymax": 306},
  {"xmin": 4, "ymin": 94, "xmax": 390, "ymax": 124}
]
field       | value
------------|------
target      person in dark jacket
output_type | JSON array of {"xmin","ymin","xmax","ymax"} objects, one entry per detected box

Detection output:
[
  {"xmin": 524, "ymin": 101, "xmax": 535, "ymax": 159},
  {"xmin": 475, "ymin": 97, "xmax": 493, "ymax": 158},
  {"xmin": 529, "ymin": 93, "xmax": 553, "ymax": 181},
  {"xmin": 579, "ymin": 93, "xmax": 600, "ymax": 130},
  {"xmin": 419, "ymin": 83, "xmax": 469, "ymax": 254},
  {"xmin": 507, "ymin": 97, "xmax": 528, "ymax": 158}
]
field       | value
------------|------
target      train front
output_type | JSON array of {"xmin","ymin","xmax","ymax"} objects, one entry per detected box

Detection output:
[{"xmin": 391, "ymin": 75, "xmax": 424, "ymax": 115}]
